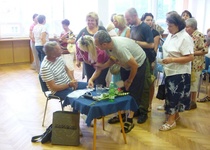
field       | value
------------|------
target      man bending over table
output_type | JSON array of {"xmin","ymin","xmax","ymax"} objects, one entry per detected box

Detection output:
[{"xmin": 89, "ymin": 30, "xmax": 150, "ymax": 133}]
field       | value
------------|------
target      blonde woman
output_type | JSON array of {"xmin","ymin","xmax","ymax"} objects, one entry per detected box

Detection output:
[
  {"xmin": 76, "ymin": 12, "xmax": 107, "ymax": 83},
  {"xmin": 113, "ymin": 14, "xmax": 130, "ymax": 38},
  {"xmin": 76, "ymin": 35, "xmax": 109, "ymax": 87}
]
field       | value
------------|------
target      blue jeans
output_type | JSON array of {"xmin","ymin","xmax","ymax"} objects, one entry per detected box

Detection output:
[
  {"xmin": 54, "ymin": 82, "xmax": 87, "ymax": 100},
  {"xmin": 35, "ymin": 46, "xmax": 45, "ymax": 63}
]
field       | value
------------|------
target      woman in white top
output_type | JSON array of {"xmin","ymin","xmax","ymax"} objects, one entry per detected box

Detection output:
[
  {"xmin": 33, "ymin": 15, "xmax": 49, "ymax": 63},
  {"xmin": 160, "ymin": 12, "xmax": 194, "ymax": 131}
]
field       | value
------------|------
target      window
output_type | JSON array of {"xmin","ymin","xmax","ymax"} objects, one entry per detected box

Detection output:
[{"xmin": 0, "ymin": 0, "xmax": 97, "ymax": 38}]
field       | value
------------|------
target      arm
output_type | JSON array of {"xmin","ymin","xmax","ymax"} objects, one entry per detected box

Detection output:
[
  {"xmin": 154, "ymin": 35, "xmax": 160, "ymax": 52},
  {"xmin": 135, "ymin": 40, "xmax": 154, "ymax": 49},
  {"xmin": 124, "ymin": 57, "xmax": 138, "ymax": 91},
  {"xmin": 88, "ymin": 60, "xmax": 114, "ymax": 87},
  {"xmin": 194, "ymin": 50, "xmax": 208, "ymax": 56},
  {"xmin": 65, "ymin": 65, "xmax": 75, "ymax": 81},
  {"xmin": 88, "ymin": 69, "xmax": 102, "ymax": 88},
  {"xmin": 41, "ymin": 32, "xmax": 47, "ymax": 45},
  {"xmin": 162, "ymin": 54, "xmax": 194, "ymax": 64},
  {"xmin": 125, "ymin": 28, "xmax": 130, "ymax": 38}
]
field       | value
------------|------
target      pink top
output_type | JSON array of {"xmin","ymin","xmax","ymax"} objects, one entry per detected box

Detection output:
[{"xmin": 76, "ymin": 43, "xmax": 109, "ymax": 66}]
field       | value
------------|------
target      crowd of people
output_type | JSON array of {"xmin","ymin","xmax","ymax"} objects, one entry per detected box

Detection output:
[{"xmin": 29, "ymin": 8, "xmax": 210, "ymax": 133}]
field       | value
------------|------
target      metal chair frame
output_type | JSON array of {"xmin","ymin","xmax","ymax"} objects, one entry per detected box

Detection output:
[{"xmin": 39, "ymin": 75, "xmax": 63, "ymax": 126}]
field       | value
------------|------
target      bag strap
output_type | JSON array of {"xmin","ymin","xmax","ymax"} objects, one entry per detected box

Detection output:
[
  {"xmin": 31, "ymin": 134, "xmax": 43, "ymax": 142},
  {"xmin": 31, "ymin": 124, "xmax": 53, "ymax": 143}
]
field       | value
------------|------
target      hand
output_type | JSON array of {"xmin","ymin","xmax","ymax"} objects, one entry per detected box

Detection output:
[
  {"xmin": 88, "ymin": 79, "xmax": 94, "ymax": 88},
  {"xmin": 124, "ymin": 80, "xmax": 131, "ymax": 91},
  {"xmin": 76, "ymin": 61, "xmax": 81, "ymax": 68},
  {"xmin": 69, "ymin": 81, "xmax": 78, "ymax": 90},
  {"xmin": 162, "ymin": 57, "xmax": 173, "ymax": 64}
]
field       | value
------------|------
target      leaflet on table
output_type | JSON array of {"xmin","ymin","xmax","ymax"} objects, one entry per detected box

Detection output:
[{"xmin": 67, "ymin": 88, "xmax": 94, "ymax": 98}]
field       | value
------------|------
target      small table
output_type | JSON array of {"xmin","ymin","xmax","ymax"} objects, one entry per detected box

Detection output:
[{"xmin": 63, "ymin": 91, "xmax": 138, "ymax": 150}]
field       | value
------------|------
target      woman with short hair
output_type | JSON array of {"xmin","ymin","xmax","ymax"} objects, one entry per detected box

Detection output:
[
  {"xmin": 159, "ymin": 13, "xmax": 194, "ymax": 131},
  {"xmin": 185, "ymin": 18, "xmax": 208, "ymax": 108}
]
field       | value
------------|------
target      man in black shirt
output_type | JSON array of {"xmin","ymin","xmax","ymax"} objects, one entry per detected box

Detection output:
[{"xmin": 125, "ymin": 7, "xmax": 155, "ymax": 124}]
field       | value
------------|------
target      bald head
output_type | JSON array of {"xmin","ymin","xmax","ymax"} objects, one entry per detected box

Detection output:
[{"xmin": 125, "ymin": 7, "xmax": 139, "ymax": 26}]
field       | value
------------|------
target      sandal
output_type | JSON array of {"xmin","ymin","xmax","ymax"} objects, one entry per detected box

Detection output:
[
  {"xmin": 108, "ymin": 114, "xmax": 126, "ymax": 124},
  {"xmin": 159, "ymin": 122, "xmax": 176, "ymax": 131},
  {"xmin": 197, "ymin": 96, "xmax": 210, "ymax": 102},
  {"xmin": 121, "ymin": 122, "xmax": 134, "ymax": 133}
]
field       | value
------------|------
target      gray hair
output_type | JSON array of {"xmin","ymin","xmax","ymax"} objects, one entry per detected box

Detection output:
[
  {"xmin": 94, "ymin": 30, "xmax": 112, "ymax": 45},
  {"xmin": 185, "ymin": 18, "xmax": 197, "ymax": 30},
  {"xmin": 43, "ymin": 41, "xmax": 58, "ymax": 55}
]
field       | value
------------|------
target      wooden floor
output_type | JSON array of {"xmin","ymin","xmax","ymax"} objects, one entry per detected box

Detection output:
[{"xmin": 0, "ymin": 63, "xmax": 210, "ymax": 150}]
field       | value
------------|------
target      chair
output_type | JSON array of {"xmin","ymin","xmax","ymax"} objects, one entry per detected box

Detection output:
[
  {"xmin": 197, "ymin": 57, "xmax": 210, "ymax": 98},
  {"xmin": 39, "ymin": 75, "xmax": 64, "ymax": 126}
]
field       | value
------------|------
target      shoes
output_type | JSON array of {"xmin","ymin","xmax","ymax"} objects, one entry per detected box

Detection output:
[
  {"xmin": 159, "ymin": 122, "xmax": 176, "ymax": 131},
  {"xmin": 108, "ymin": 115, "xmax": 126, "ymax": 124},
  {"xmin": 157, "ymin": 105, "xmax": 164, "ymax": 110},
  {"xmin": 197, "ymin": 96, "xmax": 210, "ymax": 102},
  {"xmin": 189, "ymin": 101, "xmax": 197, "ymax": 110},
  {"xmin": 121, "ymin": 121, "xmax": 134, "ymax": 133},
  {"xmin": 137, "ymin": 114, "xmax": 148, "ymax": 124},
  {"xmin": 133, "ymin": 110, "xmax": 140, "ymax": 117}
]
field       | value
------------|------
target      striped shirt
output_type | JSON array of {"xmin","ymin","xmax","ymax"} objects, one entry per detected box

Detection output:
[{"xmin": 40, "ymin": 56, "xmax": 70, "ymax": 93}]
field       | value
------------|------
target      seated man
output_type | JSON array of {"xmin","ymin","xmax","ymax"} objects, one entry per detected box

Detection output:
[
  {"xmin": 40, "ymin": 41, "xmax": 87, "ymax": 100},
  {"xmin": 91, "ymin": 30, "xmax": 149, "ymax": 133}
]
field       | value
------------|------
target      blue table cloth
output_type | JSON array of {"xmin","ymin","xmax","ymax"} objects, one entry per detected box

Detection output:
[{"xmin": 63, "ymin": 92, "xmax": 138, "ymax": 126}]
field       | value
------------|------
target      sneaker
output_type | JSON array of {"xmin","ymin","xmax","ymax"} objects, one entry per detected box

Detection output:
[
  {"xmin": 121, "ymin": 122, "xmax": 134, "ymax": 133},
  {"xmin": 108, "ymin": 115, "xmax": 126, "ymax": 124},
  {"xmin": 137, "ymin": 114, "xmax": 148, "ymax": 124}
]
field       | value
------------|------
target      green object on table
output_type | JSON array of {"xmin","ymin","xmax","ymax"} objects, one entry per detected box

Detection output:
[{"xmin": 109, "ymin": 82, "xmax": 115, "ymax": 102}]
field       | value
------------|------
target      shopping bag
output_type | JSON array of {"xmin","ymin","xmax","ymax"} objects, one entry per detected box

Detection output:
[{"xmin": 51, "ymin": 111, "xmax": 80, "ymax": 146}]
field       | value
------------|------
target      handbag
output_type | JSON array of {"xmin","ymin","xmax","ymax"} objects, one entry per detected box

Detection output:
[
  {"xmin": 110, "ymin": 64, "xmax": 121, "ymax": 75},
  {"xmin": 156, "ymin": 84, "xmax": 165, "ymax": 100},
  {"xmin": 51, "ymin": 111, "xmax": 80, "ymax": 146},
  {"xmin": 31, "ymin": 124, "xmax": 52, "ymax": 144},
  {"xmin": 67, "ymin": 43, "xmax": 76, "ymax": 53},
  {"xmin": 156, "ymin": 74, "xmax": 165, "ymax": 100}
]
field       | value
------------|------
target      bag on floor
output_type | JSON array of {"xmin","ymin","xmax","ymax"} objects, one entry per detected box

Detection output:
[
  {"xmin": 31, "ymin": 124, "xmax": 52, "ymax": 144},
  {"xmin": 51, "ymin": 111, "xmax": 80, "ymax": 146}
]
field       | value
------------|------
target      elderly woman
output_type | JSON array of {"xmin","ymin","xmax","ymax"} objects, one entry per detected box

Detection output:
[
  {"xmin": 75, "ymin": 12, "xmax": 107, "ymax": 83},
  {"xmin": 76, "ymin": 35, "xmax": 109, "ymax": 87},
  {"xmin": 185, "ymin": 18, "xmax": 208, "ymax": 108},
  {"xmin": 160, "ymin": 12, "xmax": 194, "ymax": 131}
]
